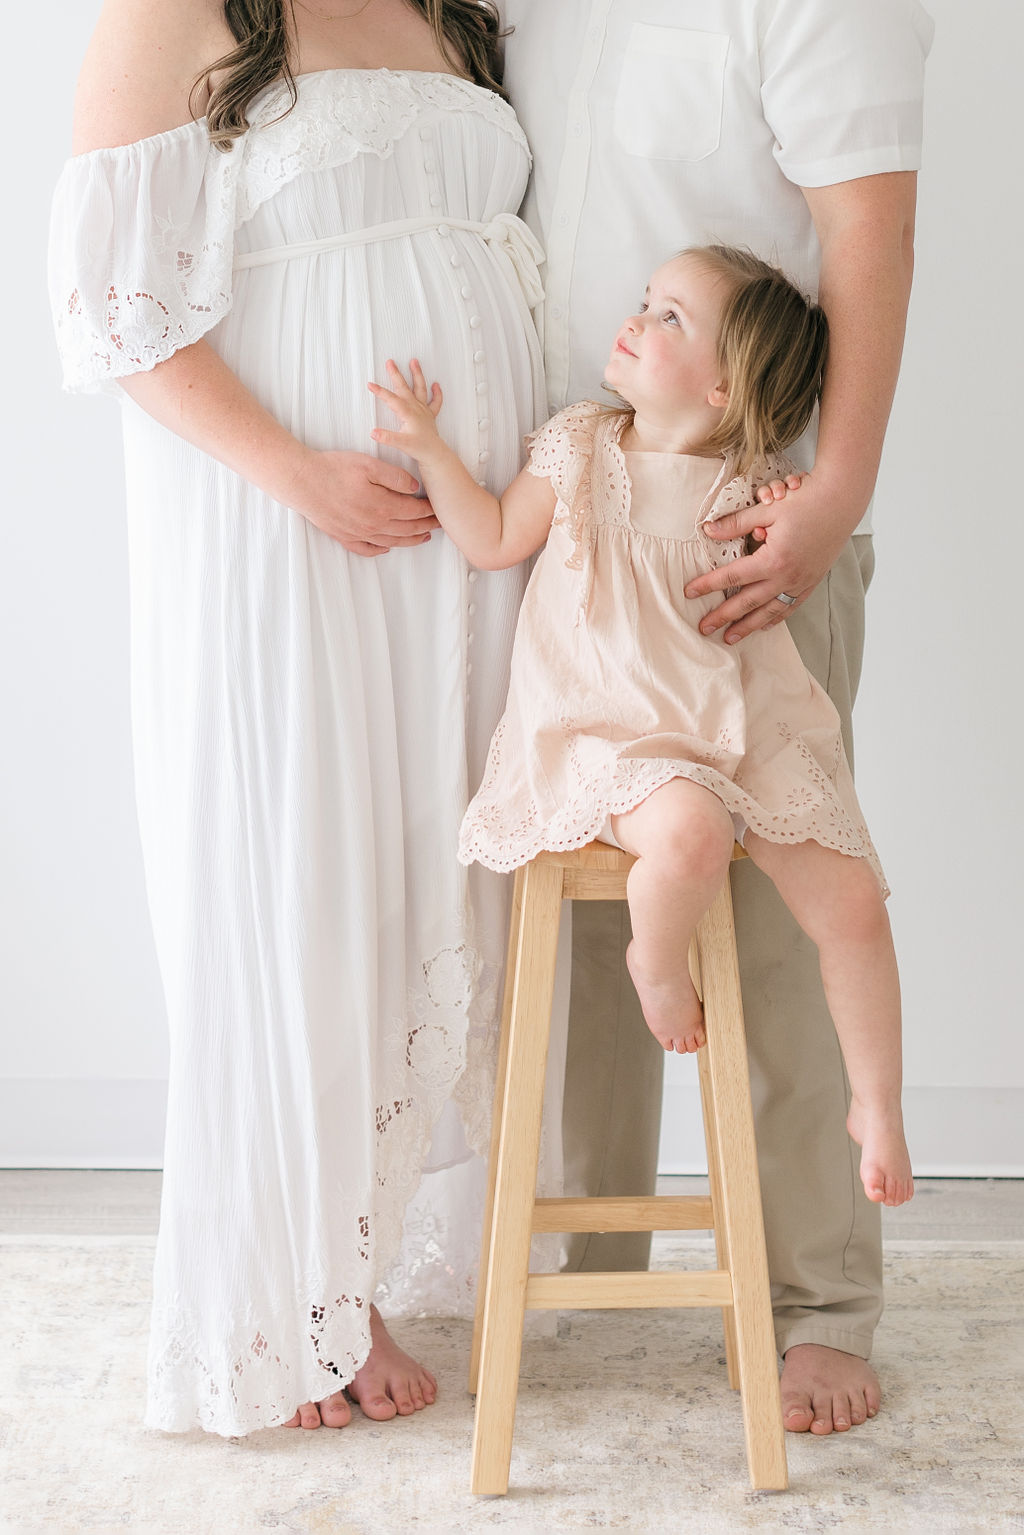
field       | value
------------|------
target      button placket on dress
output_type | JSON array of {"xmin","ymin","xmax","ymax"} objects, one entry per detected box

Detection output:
[{"xmin": 423, "ymin": 121, "xmax": 491, "ymax": 685}]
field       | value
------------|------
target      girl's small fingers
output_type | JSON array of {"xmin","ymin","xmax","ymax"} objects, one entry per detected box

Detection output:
[
  {"xmin": 385, "ymin": 360, "xmax": 412, "ymax": 393},
  {"xmin": 430, "ymin": 382, "xmax": 443, "ymax": 416},
  {"xmin": 370, "ymin": 427, "xmax": 397, "ymax": 444}
]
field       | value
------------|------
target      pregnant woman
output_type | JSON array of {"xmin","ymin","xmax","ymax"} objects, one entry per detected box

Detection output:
[{"xmin": 50, "ymin": 0, "xmax": 544, "ymax": 1435}]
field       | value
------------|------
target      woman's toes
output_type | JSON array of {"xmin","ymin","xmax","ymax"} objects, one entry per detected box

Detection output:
[
  {"xmin": 832, "ymin": 1391, "xmax": 853, "ymax": 1432},
  {"xmin": 318, "ymin": 1390, "xmax": 352, "ymax": 1428},
  {"xmin": 289, "ymin": 1401, "xmax": 321, "ymax": 1430}
]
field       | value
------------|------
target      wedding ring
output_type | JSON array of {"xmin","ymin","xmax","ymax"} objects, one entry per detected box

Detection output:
[{"xmin": 777, "ymin": 591, "xmax": 797, "ymax": 606}]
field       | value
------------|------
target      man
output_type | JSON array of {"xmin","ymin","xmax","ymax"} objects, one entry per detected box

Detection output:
[{"xmin": 499, "ymin": 0, "xmax": 933, "ymax": 1435}]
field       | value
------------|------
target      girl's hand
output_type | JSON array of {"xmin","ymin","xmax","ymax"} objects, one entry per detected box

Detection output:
[
  {"xmin": 748, "ymin": 472, "xmax": 803, "ymax": 545},
  {"xmin": 368, "ymin": 359, "xmax": 445, "ymax": 464}
]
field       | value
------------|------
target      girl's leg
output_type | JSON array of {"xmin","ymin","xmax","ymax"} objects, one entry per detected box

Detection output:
[
  {"xmin": 611, "ymin": 779, "xmax": 736, "ymax": 1054},
  {"xmin": 743, "ymin": 834, "xmax": 913, "ymax": 1208}
]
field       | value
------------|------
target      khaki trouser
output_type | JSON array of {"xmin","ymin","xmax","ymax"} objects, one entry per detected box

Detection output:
[{"xmin": 562, "ymin": 537, "xmax": 882, "ymax": 1359}]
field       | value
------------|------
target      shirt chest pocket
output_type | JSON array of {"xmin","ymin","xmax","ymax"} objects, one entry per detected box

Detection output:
[{"xmin": 613, "ymin": 25, "xmax": 729, "ymax": 162}]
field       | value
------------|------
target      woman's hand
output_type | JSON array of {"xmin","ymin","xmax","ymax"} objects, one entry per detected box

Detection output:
[
  {"xmin": 285, "ymin": 446, "xmax": 438, "ymax": 557},
  {"xmin": 687, "ymin": 471, "xmax": 858, "ymax": 642},
  {"xmin": 368, "ymin": 360, "xmax": 445, "ymax": 465}
]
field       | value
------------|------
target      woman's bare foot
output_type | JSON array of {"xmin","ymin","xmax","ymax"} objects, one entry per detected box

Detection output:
[
  {"xmin": 625, "ymin": 939, "xmax": 706, "ymax": 1053},
  {"xmin": 847, "ymin": 1099, "xmax": 914, "ymax": 1206},
  {"xmin": 283, "ymin": 1305, "xmax": 437, "ymax": 1429},
  {"xmin": 781, "ymin": 1344, "xmax": 881, "ymax": 1434},
  {"xmin": 283, "ymin": 1390, "xmax": 352, "ymax": 1430}
]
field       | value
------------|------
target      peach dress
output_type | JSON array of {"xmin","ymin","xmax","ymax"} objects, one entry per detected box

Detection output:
[{"xmin": 458, "ymin": 402, "xmax": 886, "ymax": 893}]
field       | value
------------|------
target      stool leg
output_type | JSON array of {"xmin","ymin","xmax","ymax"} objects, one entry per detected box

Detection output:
[
  {"xmin": 697, "ymin": 878, "xmax": 788, "ymax": 1492},
  {"xmin": 471, "ymin": 859, "xmax": 564, "ymax": 1496},
  {"xmin": 469, "ymin": 865, "xmax": 526, "ymax": 1396},
  {"xmin": 696, "ymin": 1024, "xmax": 741, "ymax": 1391}
]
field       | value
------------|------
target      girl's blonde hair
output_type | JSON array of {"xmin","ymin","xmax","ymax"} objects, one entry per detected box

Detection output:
[
  {"xmin": 687, "ymin": 245, "xmax": 829, "ymax": 476},
  {"xmin": 193, "ymin": 0, "xmax": 507, "ymax": 151}
]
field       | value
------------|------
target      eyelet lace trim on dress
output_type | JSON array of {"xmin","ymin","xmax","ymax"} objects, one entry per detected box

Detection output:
[
  {"xmin": 146, "ymin": 927, "xmax": 504, "ymax": 1436},
  {"xmin": 50, "ymin": 71, "xmax": 528, "ymax": 394}
]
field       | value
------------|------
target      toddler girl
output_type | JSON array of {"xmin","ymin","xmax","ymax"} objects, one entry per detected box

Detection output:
[{"xmin": 369, "ymin": 244, "xmax": 913, "ymax": 1207}]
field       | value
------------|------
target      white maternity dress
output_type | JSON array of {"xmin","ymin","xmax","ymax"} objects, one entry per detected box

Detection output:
[{"xmin": 49, "ymin": 69, "xmax": 546, "ymax": 1436}]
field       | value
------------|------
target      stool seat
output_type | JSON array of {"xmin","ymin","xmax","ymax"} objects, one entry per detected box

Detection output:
[{"xmin": 469, "ymin": 841, "xmax": 787, "ymax": 1494}]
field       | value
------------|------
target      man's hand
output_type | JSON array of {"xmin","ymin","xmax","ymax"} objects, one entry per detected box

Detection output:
[
  {"xmin": 289, "ymin": 445, "xmax": 438, "ymax": 557},
  {"xmin": 685, "ymin": 472, "xmax": 861, "ymax": 642}
]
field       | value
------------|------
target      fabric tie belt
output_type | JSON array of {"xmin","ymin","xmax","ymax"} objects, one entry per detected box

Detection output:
[{"xmin": 233, "ymin": 211, "xmax": 545, "ymax": 312}]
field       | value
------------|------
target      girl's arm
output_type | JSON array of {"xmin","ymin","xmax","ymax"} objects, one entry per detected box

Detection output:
[{"xmin": 369, "ymin": 360, "xmax": 557, "ymax": 570}]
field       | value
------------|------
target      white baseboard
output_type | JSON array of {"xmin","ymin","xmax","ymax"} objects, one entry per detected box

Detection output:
[
  {"xmin": 658, "ymin": 1082, "xmax": 1024, "ymax": 1177},
  {"xmin": 1, "ymin": 1078, "xmax": 1022, "ymax": 1176}
]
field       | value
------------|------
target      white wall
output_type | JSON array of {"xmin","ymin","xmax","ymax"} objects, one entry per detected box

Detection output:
[{"xmin": 3, "ymin": 1, "xmax": 1022, "ymax": 1173}]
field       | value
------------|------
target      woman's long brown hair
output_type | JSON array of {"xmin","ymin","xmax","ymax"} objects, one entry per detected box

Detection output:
[{"xmin": 193, "ymin": 0, "xmax": 507, "ymax": 150}]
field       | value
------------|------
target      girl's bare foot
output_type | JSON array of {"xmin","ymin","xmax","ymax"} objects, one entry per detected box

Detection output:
[
  {"xmin": 625, "ymin": 939, "xmax": 705, "ymax": 1053},
  {"xmin": 284, "ymin": 1305, "xmax": 438, "ymax": 1429},
  {"xmin": 847, "ymin": 1099, "xmax": 914, "ymax": 1207}
]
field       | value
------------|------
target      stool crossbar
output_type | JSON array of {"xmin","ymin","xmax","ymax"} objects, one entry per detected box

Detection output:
[{"xmin": 468, "ymin": 841, "xmax": 788, "ymax": 1494}]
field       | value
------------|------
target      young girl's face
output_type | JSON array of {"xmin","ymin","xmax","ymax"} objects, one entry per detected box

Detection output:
[{"xmin": 604, "ymin": 256, "xmax": 727, "ymax": 421}]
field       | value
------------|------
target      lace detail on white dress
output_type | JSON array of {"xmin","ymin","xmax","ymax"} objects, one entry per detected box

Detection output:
[
  {"xmin": 49, "ymin": 70, "xmax": 528, "ymax": 394},
  {"xmin": 49, "ymin": 125, "xmax": 240, "ymax": 392},
  {"xmin": 239, "ymin": 69, "xmax": 528, "ymax": 221}
]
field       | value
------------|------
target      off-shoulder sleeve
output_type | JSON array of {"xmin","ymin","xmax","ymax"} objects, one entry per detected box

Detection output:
[{"xmin": 48, "ymin": 123, "xmax": 242, "ymax": 393}]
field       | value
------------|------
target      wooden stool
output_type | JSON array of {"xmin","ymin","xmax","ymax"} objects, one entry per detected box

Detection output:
[{"xmin": 468, "ymin": 841, "xmax": 787, "ymax": 1494}]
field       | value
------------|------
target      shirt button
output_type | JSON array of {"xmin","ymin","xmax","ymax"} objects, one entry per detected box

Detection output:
[
  {"xmin": 469, "ymin": 315, "xmax": 482, "ymax": 328},
  {"xmin": 460, "ymin": 285, "xmax": 473, "ymax": 299},
  {"xmin": 473, "ymin": 349, "xmax": 485, "ymax": 363},
  {"xmin": 450, "ymin": 254, "xmax": 462, "ymax": 268},
  {"xmin": 477, "ymin": 418, "xmax": 489, "ymax": 429},
  {"xmin": 467, "ymin": 570, "xmax": 478, "ymax": 583},
  {"xmin": 466, "ymin": 661, "xmax": 473, "ymax": 676},
  {"xmin": 429, "ymin": 194, "xmax": 442, "ymax": 208},
  {"xmin": 424, "ymin": 159, "xmax": 435, "ymax": 173},
  {"xmin": 478, "ymin": 450, "xmax": 490, "ymax": 463},
  {"xmin": 468, "ymin": 603, "xmax": 477, "ymax": 615},
  {"xmin": 476, "ymin": 381, "xmax": 488, "ymax": 395},
  {"xmin": 437, "ymin": 223, "xmax": 450, "ymax": 237},
  {"xmin": 419, "ymin": 127, "xmax": 431, "ymax": 140},
  {"xmin": 467, "ymin": 631, "xmax": 475, "ymax": 645},
  {"xmin": 551, "ymin": 305, "xmax": 563, "ymax": 319}
]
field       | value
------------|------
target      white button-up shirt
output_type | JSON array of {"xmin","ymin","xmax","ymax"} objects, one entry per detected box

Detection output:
[{"xmin": 501, "ymin": 0, "xmax": 933, "ymax": 442}]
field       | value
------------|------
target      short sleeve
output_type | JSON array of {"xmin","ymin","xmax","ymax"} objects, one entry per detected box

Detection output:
[
  {"xmin": 759, "ymin": 0, "xmax": 934, "ymax": 188},
  {"xmin": 48, "ymin": 123, "xmax": 242, "ymax": 394},
  {"xmin": 525, "ymin": 401, "xmax": 604, "ymax": 505}
]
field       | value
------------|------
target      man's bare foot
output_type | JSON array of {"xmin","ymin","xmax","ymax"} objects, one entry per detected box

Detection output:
[
  {"xmin": 347, "ymin": 1304, "xmax": 438, "ymax": 1421},
  {"xmin": 284, "ymin": 1305, "xmax": 437, "ymax": 1429},
  {"xmin": 625, "ymin": 940, "xmax": 706, "ymax": 1053},
  {"xmin": 847, "ymin": 1099, "xmax": 914, "ymax": 1207},
  {"xmin": 781, "ymin": 1343, "xmax": 881, "ymax": 1434}
]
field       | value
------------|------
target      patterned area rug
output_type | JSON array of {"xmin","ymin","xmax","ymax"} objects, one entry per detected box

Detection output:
[{"xmin": 1, "ymin": 1236, "xmax": 1021, "ymax": 1533}]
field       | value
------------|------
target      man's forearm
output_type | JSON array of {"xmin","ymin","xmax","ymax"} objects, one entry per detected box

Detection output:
[{"xmin": 803, "ymin": 172, "xmax": 918, "ymax": 532}]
